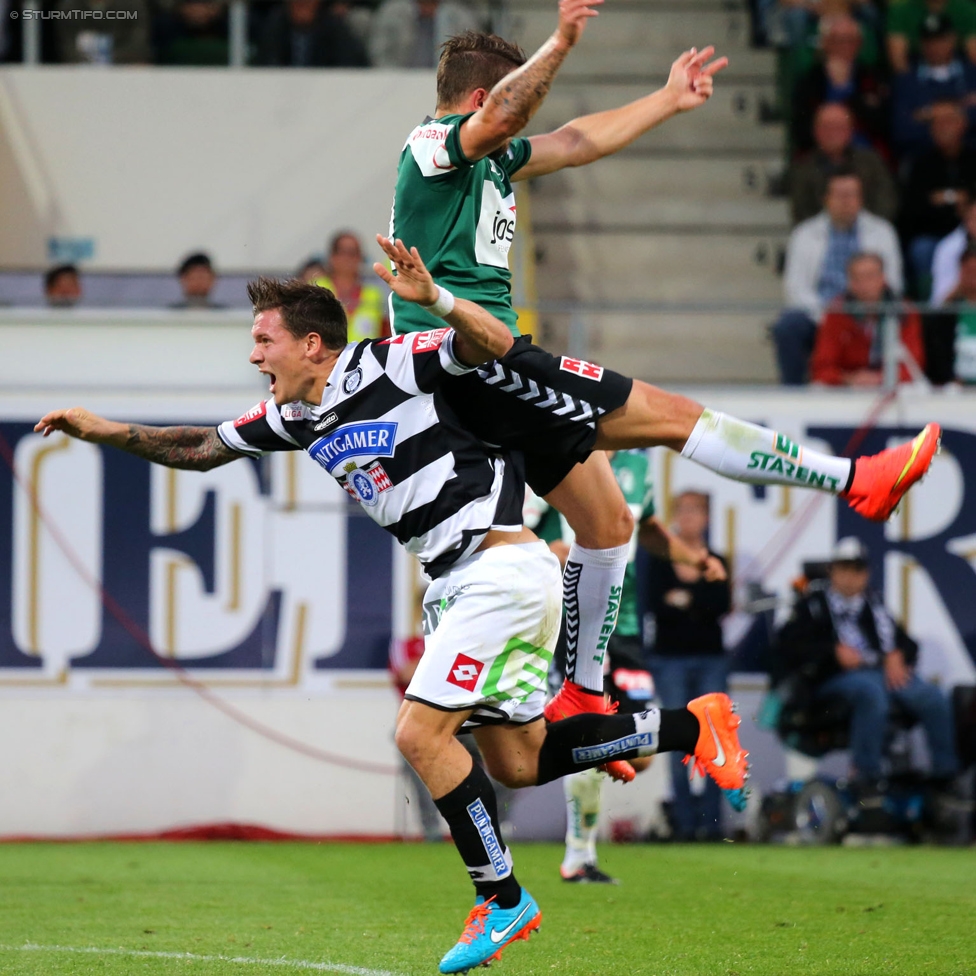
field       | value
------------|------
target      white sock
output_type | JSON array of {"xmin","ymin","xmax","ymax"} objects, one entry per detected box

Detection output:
[
  {"xmin": 681, "ymin": 409, "xmax": 852, "ymax": 493},
  {"xmin": 562, "ymin": 768, "xmax": 604, "ymax": 874},
  {"xmin": 563, "ymin": 542, "xmax": 630, "ymax": 694}
]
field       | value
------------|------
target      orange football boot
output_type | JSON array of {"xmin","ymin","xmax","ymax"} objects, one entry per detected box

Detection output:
[
  {"xmin": 684, "ymin": 693, "xmax": 749, "ymax": 792},
  {"xmin": 842, "ymin": 423, "xmax": 941, "ymax": 522},
  {"xmin": 544, "ymin": 680, "xmax": 636, "ymax": 783}
]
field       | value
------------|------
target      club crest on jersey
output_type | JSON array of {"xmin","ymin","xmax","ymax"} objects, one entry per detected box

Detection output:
[
  {"xmin": 309, "ymin": 421, "xmax": 398, "ymax": 473},
  {"xmin": 344, "ymin": 464, "xmax": 380, "ymax": 507},
  {"xmin": 560, "ymin": 356, "xmax": 604, "ymax": 381},
  {"xmin": 313, "ymin": 411, "xmax": 339, "ymax": 432},
  {"xmin": 447, "ymin": 653, "xmax": 483, "ymax": 691},
  {"xmin": 233, "ymin": 401, "xmax": 267, "ymax": 427},
  {"xmin": 342, "ymin": 367, "xmax": 363, "ymax": 395}
]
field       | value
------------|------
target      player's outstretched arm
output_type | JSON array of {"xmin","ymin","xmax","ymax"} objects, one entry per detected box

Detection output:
[
  {"xmin": 457, "ymin": 0, "xmax": 603, "ymax": 162},
  {"xmin": 514, "ymin": 46, "xmax": 728, "ymax": 180},
  {"xmin": 375, "ymin": 235, "xmax": 514, "ymax": 365},
  {"xmin": 34, "ymin": 408, "xmax": 240, "ymax": 471}
]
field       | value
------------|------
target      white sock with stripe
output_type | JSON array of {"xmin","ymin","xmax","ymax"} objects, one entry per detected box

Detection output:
[
  {"xmin": 563, "ymin": 542, "xmax": 630, "ymax": 694},
  {"xmin": 562, "ymin": 768, "xmax": 604, "ymax": 875},
  {"xmin": 682, "ymin": 409, "xmax": 852, "ymax": 493}
]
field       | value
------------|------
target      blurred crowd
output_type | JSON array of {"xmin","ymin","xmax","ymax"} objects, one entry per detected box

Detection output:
[
  {"xmin": 761, "ymin": 0, "xmax": 976, "ymax": 387},
  {"xmin": 0, "ymin": 0, "xmax": 486, "ymax": 68},
  {"xmin": 29, "ymin": 231, "xmax": 391, "ymax": 339}
]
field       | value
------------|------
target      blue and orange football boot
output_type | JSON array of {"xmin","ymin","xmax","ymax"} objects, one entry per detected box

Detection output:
[
  {"xmin": 439, "ymin": 891, "xmax": 541, "ymax": 974},
  {"xmin": 684, "ymin": 693, "xmax": 750, "ymax": 810}
]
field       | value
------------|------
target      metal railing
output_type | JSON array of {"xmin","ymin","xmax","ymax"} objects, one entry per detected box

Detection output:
[{"xmin": 536, "ymin": 298, "xmax": 972, "ymax": 391}]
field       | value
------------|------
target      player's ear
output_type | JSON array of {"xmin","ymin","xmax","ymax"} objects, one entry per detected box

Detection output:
[{"xmin": 471, "ymin": 88, "xmax": 490, "ymax": 110}]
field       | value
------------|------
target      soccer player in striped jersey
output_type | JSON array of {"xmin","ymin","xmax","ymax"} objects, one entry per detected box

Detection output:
[
  {"xmin": 388, "ymin": 3, "xmax": 941, "ymax": 782},
  {"xmin": 35, "ymin": 237, "xmax": 748, "ymax": 974}
]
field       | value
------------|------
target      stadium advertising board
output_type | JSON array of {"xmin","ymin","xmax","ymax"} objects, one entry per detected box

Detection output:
[{"xmin": 0, "ymin": 387, "xmax": 974, "ymax": 836}]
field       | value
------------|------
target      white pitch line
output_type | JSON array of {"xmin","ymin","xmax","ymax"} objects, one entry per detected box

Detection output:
[{"xmin": 0, "ymin": 942, "xmax": 406, "ymax": 976}]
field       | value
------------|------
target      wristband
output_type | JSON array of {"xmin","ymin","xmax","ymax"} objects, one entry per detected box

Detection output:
[{"xmin": 422, "ymin": 285, "xmax": 455, "ymax": 318}]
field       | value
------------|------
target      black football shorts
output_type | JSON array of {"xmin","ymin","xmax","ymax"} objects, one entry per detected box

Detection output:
[{"xmin": 440, "ymin": 337, "xmax": 633, "ymax": 496}]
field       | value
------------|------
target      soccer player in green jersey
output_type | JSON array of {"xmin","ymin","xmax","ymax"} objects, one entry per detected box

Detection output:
[
  {"xmin": 386, "ymin": 0, "xmax": 942, "ymax": 786},
  {"xmin": 527, "ymin": 450, "xmax": 726, "ymax": 881}
]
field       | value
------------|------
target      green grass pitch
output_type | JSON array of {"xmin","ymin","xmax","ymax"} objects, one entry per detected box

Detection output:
[{"xmin": 0, "ymin": 841, "xmax": 973, "ymax": 975}]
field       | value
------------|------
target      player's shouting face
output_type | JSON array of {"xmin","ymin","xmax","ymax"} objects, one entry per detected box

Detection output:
[{"xmin": 250, "ymin": 309, "xmax": 327, "ymax": 406}]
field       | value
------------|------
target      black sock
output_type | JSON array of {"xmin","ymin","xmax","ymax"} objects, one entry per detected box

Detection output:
[
  {"xmin": 536, "ymin": 707, "xmax": 700, "ymax": 785},
  {"xmin": 844, "ymin": 458, "xmax": 856, "ymax": 493},
  {"xmin": 659, "ymin": 707, "xmax": 700, "ymax": 754},
  {"xmin": 433, "ymin": 761, "xmax": 521, "ymax": 909}
]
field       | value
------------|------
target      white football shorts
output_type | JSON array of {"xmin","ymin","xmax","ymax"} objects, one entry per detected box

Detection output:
[{"xmin": 405, "ymin": 541, "xmax": 562, "ymax": 728}]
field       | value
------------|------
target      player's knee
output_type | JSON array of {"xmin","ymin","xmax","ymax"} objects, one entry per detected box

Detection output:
[
  {"xmin": 575, "ymin": 497, "xmax": 633, "ymax": 549},
  {"xmin": 482, "ymin": 756, "xmax": 537, "ymax": 790},
  {"xmin": 394, "ymin": 717, "xmax": 430, "ymax": 768}
]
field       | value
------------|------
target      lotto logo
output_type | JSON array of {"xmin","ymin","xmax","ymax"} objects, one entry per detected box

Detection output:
[
  {"xmin": 414, "ymin": 329, "xmax": 450, "ymax": 353},
  {"xmin": 447, "ymin": 653, "xmax": 483, "ymax": 691},
  {"xmin": 233, "ymin": 401, "xmax": 267, "ymax": 427},
  {"xmin": 559, "ymin": 357, "xmax": 604, "ymax": 381}
]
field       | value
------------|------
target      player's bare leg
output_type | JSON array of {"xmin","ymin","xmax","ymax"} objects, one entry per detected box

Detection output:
[
  {"xmin": 594, "ymin": 380, "xmax": 940, "ymax": 522},
  {"xmin": 541, "ymin": 452, "xmax": 637, "ymax": 783}
]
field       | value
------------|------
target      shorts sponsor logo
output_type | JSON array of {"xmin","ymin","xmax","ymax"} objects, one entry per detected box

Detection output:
[
  {"xmin": 342, "ymin": 367, "xmax": 363, "ymax": 395},
  {"xmin": 413, "ymin": 328, "xmax": 450, "ymax": 353},
  {"xmin": 466, "ymin": 798, "xmax": 509, "ymax": 879},
  {"xmin": 572, "ymin": 731, "xmax": 654, "ymax": 764},
  {"xmin": 313, "ymin": 411, "xmax": 338, "ymax": 432},
  {"xmin": 308, "ymin": 421, "xmax": 398, "ymax": 473},
  {"xmin": 447, "ymin": 653, "xmax": 483, "ymax": 691},
  {"xmin": 233, "ymin": 402, "xmax": 267, "ymax": 428},
  {"xmin": 559, "ymin": 356, "xmax": 604, "ymax": 381}
]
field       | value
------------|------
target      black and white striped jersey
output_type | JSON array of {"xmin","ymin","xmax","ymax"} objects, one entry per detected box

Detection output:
[{"xmin": 216, "ymin": 328, "xmax": 524, "ymax": 578}]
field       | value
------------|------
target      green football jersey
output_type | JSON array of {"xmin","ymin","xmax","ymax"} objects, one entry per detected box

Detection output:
[
  {"xmin": 611, "ymin": 450, "xmax": 656, "ymax": 638},
  {"xmin": 388, "ymin": 113, "xmax": 532, "ymax": 337}
]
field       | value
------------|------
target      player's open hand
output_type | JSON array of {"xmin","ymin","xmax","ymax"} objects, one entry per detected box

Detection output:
[
  {"xmin": 374, "ymin": 235, "xmax": 439, "ymax": 307},
  {"xmin": 666, "ymin": 46, "xmax": 728, "ymax": 112},
  {"xmin": 556, "ymin": 0, "xmax": 603, "ymax": 48},
  {"xmin": 34, "ymin": 407, "xmax": 116, "ymax": 443}
]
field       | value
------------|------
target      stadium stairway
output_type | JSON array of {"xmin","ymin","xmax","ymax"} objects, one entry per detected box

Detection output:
[{"xmin": 512, "ymin": 0, "xmax": 788, "ymax": 383}]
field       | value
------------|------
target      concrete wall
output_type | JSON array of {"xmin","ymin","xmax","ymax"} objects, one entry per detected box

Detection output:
[{"xmin": 0, "ymin": 67, "xmax": 435, "ymax": 270}]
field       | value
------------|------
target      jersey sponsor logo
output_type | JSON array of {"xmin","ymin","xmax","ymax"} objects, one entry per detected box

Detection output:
[
  {"xmin": 475, "ymin": 181, "xmax": 517, "ymax": 269},
  {"xmin": 313, "ymin": 411, "xmax": 339, "ymax": 432},
  {"xmin": 447, "ymin": 652, "xmax": 483, "ymax": 691},
  {"xmin": 233, "ymin": 401, "xmax": 267, "ymax": 428},
  {"xmin": 342, "ymin": 367, "xmax": 363, "ymax": 395},
  {"xmin": 413, "ymin": 328, "xmax": 450, "ymax": 353},
  {"xmin": 308, "ymin": 421, "xmax": 398, "ymax": 473},
  {"xmin": 560, "ymin": 357, "xmax": 604, "ymax": 381}
]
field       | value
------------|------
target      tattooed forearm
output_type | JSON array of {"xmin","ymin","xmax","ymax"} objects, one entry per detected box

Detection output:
[
  {"xmin": 122, "ymin": 425, "xmax": 240, "ymax": 471},
  {"xmin": 485, "ymin": 36, "xmax": 571, "ymax": 131}
]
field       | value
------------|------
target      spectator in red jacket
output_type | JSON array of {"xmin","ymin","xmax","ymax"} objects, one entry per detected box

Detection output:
[{"xmin": 811, "ymin": 252, "xmax": 926, "ymax": 385}]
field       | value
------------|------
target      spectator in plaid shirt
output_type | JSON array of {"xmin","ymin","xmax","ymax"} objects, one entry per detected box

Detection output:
[{"xmin": 772, "ymin": 170, "xmax": 903, "ymax": 385}]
